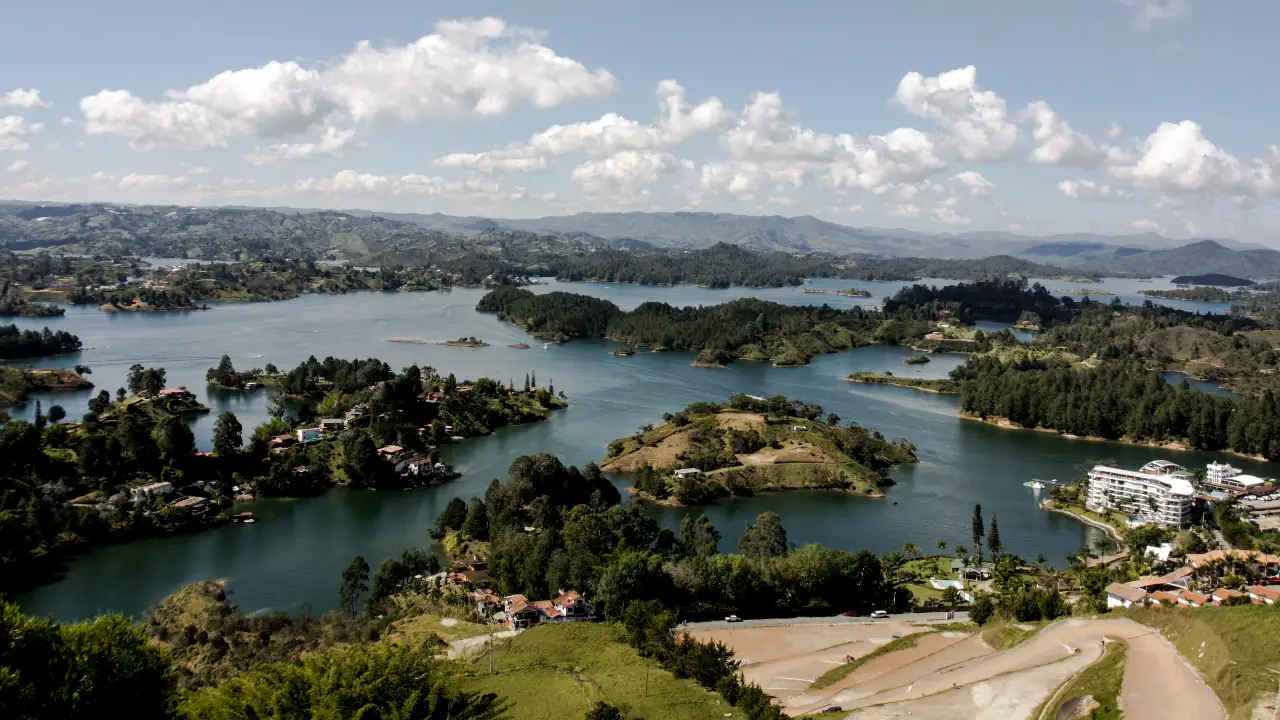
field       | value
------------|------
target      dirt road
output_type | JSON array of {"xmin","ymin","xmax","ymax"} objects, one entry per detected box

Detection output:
[{"xmin": 1122, "ymin": 629, "xmax": 1226, "ymax": 720}]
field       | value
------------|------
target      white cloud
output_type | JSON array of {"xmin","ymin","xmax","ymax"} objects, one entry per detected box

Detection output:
[
  {"xmin": 59, "ymin": 116, "xmax": 76, "ymax": 127},
  {"xmin": 1106, "ymin": 122, "xmax": 1124, "ymax": 140},
  {"xmin": 1121, "ymin": 0, "xmax": 1192, "ymax": 30},
  {"xmin": 895, "ymin": 65, "xmax": 1019, "ymax": 162},
  {"xmin": 1057, "ymin": 178, "xmax": 1132, "ymax": 201},
  {"xmin": 831, "ymin": 204, "xmax": 864, "ymax": 214},
  {"xmin": 890, "ymin": 203, "xmax": 922, "ymax": 218},
  {"xmin": 295, "ymin": 169, "xmax": 519, "ymax": 201},
  {"xmin": 1131, "ymin": 218, "xmax": 1162, "ymax": 231},
  {"xmin": 931, "ymin": 196, "xmax": 971, "ymax": 225},
  {"xmin": 1, "ymin": 88, "xmax": 51, "ymax": 109},
  {"xmin": 435, "ymin": 80, "xmax": 729, "ymax": 174},
  {"xmin": 81, "ymin": 18, "xmax": 617, "ymax": 150},
  {"xmin": 953, "ymin": 170, "xmax": 995, "ymax": 196},
  {"xmin": 247, "ymin": 125, "xmax": 357, "ymax": 164},
  {"xmin": 571, "ymin": 151, "xmax": 675, "ymax": 194},
  {"xmin": 1023, "ymin": 101, "xmax": 1105, "ymax": 168},
  {"xmin": 1106, "ymin": 121, "xmax": 1274, "ymax": 195},
  {"xmin": 119, "ymin": 173, "xmax": 192, "ymax": 189},
  {"xmin": 6, "ymin": 159, "xmax": 29, "ymax": 173},
  {"xmin": 0, "ymin": 116, "xmax": 33, "ymax": 152}
]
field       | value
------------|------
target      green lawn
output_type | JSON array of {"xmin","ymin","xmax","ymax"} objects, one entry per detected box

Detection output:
[
  {"xmin": 1129, "ymin": 605, "xmax": 1280, "ymax": 720},
  {"xmin": 810, "ymin": 632, "xmax": 926, "ymax": 690},
  {"xmin": 389, "ymin": 613, "xmax": 492, "ymax": 645},
  {"xmin": 1034, "ymin": 638, "xmax": 1127, "ymax": 720},
  {"xmin": 459, "ymin": 623, "xmax": 729, "ymax": 720}
]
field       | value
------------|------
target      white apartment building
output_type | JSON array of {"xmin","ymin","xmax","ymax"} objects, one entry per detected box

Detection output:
[
  {"xmin": 1205, "ymin": 461, "xmax": 1267, "ymax": 491},
  {"xmin": 1086, "ymin": 460, "xmax": 1195, "ymax": 528}
]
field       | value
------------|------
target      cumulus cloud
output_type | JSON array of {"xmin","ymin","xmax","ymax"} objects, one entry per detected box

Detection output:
[
  {"xmin": 0, "ymin": 116, "xmax": 33, "ymax": 152},
  {"xmin": 435, "ymin": 80, "xmax": 729, "ymax": 174},
  {"xmin": 1, "ymin": 89, "xmax": 51, "ymax": 109},
  {"xmin": 59, "ymin": 116, "xmax": 76, "ymax": 126},
  {"xmin": 571, "ymin": 151, "xmax": 675, "ymax": 194},
  {"xmin": 1106, "ymin": 121, "xmax": 1275, "ymax": 195},
  {"xmin": 953, "ymin": 170, "xmax": 995, "ymax": 196},
  {"xmin": 1023, "ymin": 101, "xmax": 1105, "ymax": 168},
  {"xmin": 895, "ymin": 65, "xmax": 1019, "ymax": 162},
  {"xmin": 1057, "ymin": 179, "xmax": 1132, "ymax": 201},
  {"xmin": 247, "ymin": 125, "xmax": 357, "ymax": 164},
  {"xmin": 119, "ymin": 173, "xmax": 192, "ymax": 189},
  {"xmin": 890, "ymin": 203, "xmax": 922, "ymax": 218},
  {"xmin": 1121, "ymin": 0, "xmax": 1192, "ymax": 30},
  {"xmin": 6, "ymin": 159, "xmax": 29, "ymax": 173},
  {"xmin": 295, "ymin": 169, "xmax": 520, "ymax": 201},
  {"xmin": 81, "ymin": 18, "xmax": 617, "ymax": 150},
  {"xmin": 1058, "ymin": 179, "xmax": 1131, "ymax": 201}
]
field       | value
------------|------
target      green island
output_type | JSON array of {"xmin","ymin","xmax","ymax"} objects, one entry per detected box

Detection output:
[
  {"xmin": 1170, "ymin": 273, "xmax": 1254, "ymax": 287},
  {"xmin": 847, "ymin": 372, "xmax": 957, "ymax": 393},
  {"xmin": 0, "ymin": 366, "xmax": 93, "ymax": 406},
  {"xmin": 205, "ymin": 354, "xmax": 277, "ymax": 390},
  {"xmin": 0, "ymin": 291, "xmax": 64, "ymax": 317},
  {"xmin": 903, "ymin": 353, "xmax": 930, "ymax": 365},
  {"xmin": 1057, "ymin": 287, "xmax": 1115, "ymax": 295},
  {"xmin": 800, "ymin": 287, "xmax": 873, "ymax": 297},
  {"xmin": 599, "ymin": 394, "xmax": 917, "ymax": 504},
  {"xmin": 0, "ymin": 324, "xmax": 82, "ymax": 359},
  {"xmin": 1138, "ymin": 286, "xmax": 1237, "ymax": 302}
]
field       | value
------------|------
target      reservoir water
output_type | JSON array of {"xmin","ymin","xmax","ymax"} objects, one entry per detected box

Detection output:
[{"xmin": 7, "ymin": 276, "xmax": 1266, "ymax": 620}]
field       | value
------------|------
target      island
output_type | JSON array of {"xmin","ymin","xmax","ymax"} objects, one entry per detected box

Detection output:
[
  {"xmin": 903, "ymin": 354, "xmax": 930, "ymax": 365},
  {"xmin": 0, "ymin": 294, "xmax": 64, "ymax": 317},
  {"xmin": 1058, "ymin": 288, "xmax": 1115, "ymax": 296},
  {"xmin": 1170, "ymin": 273, "xmax": 1254, "ymax": 287},
  {"xmin": 0, "ymin": 324, "xmax": 82, "ymax": 359},
  {"xmin": 847, "ymin": 372, "xmax": 957, "ymax": 393},
  {"xmin": 0, "ymin": 366, "xmax": 93, "ymax": 406},
  {"xmin": 601, "ymin": 394, "xmax": 917, "ymax": 504},
  {"xmin": 387, "ymin": 336, "xmax": 490, "ymax": 347},
  {"xmin": 801, "ymin": 287, "xmax": 873, "ymax": 297},
  {"xmin": 1138, "ymin": 287, "xmax": 1236, "ymax": 302}
]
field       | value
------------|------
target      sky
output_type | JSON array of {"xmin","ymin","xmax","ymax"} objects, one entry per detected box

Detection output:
[{"xmin": 2, "ymin": 0, "xmax": 1279, "ymax": 243}]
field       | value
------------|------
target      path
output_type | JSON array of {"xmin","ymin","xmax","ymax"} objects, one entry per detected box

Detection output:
[
  {"xmin": 446, "ymin": 629, "xmax": 522, "ymax": 659},
  {"xmin": 1122, "ymin": 629, "xmax": 1226, "ymax": 720},
  {"xmin": 680, "ymin": 611, "xmax": 969, "ymax": 633}
]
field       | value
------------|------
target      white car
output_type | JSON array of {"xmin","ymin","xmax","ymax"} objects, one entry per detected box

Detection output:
[
  {"xmin": 725, "ymin": 614, "xmax": 742, "ymax": 623},
  {"xmin": 870, "ymin": 610, "xmax": 889, "ymax": 619}
]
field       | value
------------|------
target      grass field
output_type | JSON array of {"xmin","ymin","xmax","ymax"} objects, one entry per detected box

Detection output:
[
  {"xmin": 1034, "ymin": 638, "xmax": 1127, "ymax": 720},
  {"xmin": 1129, "ymin": 605, "xmax": 1280, "ymax": 720},
  {"xmin": 980, "ymin": 620, "xmax": 1044, "ymax": 651},
  {"xmin": 459, "ymin": 623, "xmax": 729, "ymax": 720},
  {"xmin": 388, "ymin": 613, "xmax": 493, "ymax": 645},
  {"xmin": 809, "ymin": 632, "xmax": 925, "ymax": 690}
]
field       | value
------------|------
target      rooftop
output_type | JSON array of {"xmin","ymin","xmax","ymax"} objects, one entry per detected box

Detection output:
[
  {"xmin": 1092, "ymin": 464, "xmax": 1195, "ymax": 496},
  {"xmin": 1106, "ymin": 582, "xmax": 1149, "ymax": 603}
]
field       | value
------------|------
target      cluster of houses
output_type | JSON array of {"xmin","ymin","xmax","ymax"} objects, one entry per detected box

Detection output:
[
  {"xmin": 130, "ymin": 480, "xmax": 210, "ymax": 515},
  {"xmin": 444, "ymin": 560, "xmax": 596, "ymax": 630},
  {"xmin": 1105, "ymin": 549, "xmax": 1280, "ymax": 609}
]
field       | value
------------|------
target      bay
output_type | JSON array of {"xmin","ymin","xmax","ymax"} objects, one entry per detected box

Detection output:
[{"xmin": 7, "ymin": 277, "xmax": 1267, "ymax": 621}]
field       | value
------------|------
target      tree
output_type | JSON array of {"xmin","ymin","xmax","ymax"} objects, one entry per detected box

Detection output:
[
  {"xmin": 47, "ymin": 404, "xmax": 66, "ymax": 424},
  {"xmin": 461, "ymin": 498, "xmax": 490, "ymax": 541},
  {"xmin": 680, "ymin": 513, "xmax": 720, "ymax": 558},
  {"xmin": 127, "ymin": 364, "xmax": 166, "ymax": 397},
  {"xmin": 971, "ymin": 504, "xmax": 985, "ymax": 562},
  {"xmin": 738, "ymin": 511, "xmax": 788, "ymax": 558},
  {"xmin": 584, "ymin": 702, "xmax": 624, "ymax": 720},
  {"xmin": 155, "ymin": 415, "xmax": 195, "ymax": 463},
  {"xmin": 74, "ymin": 363, "xmax": 91, "ymax": 375},
  {"xmin": 211, "ymin": 411, "xmax": 243, "ymax": 456},
  {"xmin": 338, "ymin": 556, "xmax": 370, "ymax": 616},
  {"xmin": 903, "ymin": 542, "xmax": 919, "ymax": 559},
  {"xmin": 431, "ymin": 497, "xmax": 469, "ymax": 539},
  {"xmin": 969, "ymin": 593, "xmax": 995, "ymax": 625},
  {"xmin": 987, "ymin": 514, "xmax": 1002, "ymax": 559},
  {"xmin": 340, "ymin": 430, "xmax": 381, "ymax": 488}
]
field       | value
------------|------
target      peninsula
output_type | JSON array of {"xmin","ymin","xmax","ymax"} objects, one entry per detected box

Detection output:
[{"xmin": 601, "ymin": 394, "xmax": 917, "ymax": 504}]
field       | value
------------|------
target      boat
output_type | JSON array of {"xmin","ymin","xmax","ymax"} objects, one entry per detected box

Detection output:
[
  {"xmin": 612, "ymin": 347, "xmax": 635, "ymax": 356},
  {"xmin": 1023, "ymin": 480, "xmax": 1046, "ymax": 489},
  {"xmin": 231, "ymin": 512, "xmax": 255, "ymax": 524},
  {"xmin": 543, "ymin": 343, "xmax": 552, "ymax": 349}
]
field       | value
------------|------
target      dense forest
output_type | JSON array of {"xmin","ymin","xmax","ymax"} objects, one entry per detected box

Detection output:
[
  {"xmin": 955, "ymin": 355, "xmax": 1280, "ymax": 458},
  {"xmin": 1138, "ymin": 287, "xmax": 1237, "ymax": 302},
  {"xmin": 545, "ymin": 242, "xmax": 838, "ymax": 287},
  {"xmin": 0, "ymin": 324, "xmax": 82, "ymax": 358},
  {"xmin": 843, "ymin": 255, "xmax": 1098, "ymax": 282}
]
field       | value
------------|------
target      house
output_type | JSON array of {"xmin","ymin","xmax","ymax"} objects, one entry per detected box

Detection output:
[
  {"xmin": 792, "ymin": 425, "xmax": 808, "ymax": 431},
  {"xmin": 950, "ymin": 559, "xmax": 995, "ymax": 580},
  {"xmin": 168, "ymin": 496, "xmax": 209, "ymax": 515},
  {"xmin": 377, "ymin": 445, "xmax": 403, "ymax": 457},
  {"xmin": 1205, "ymin": 462, "xmax": 1269, "ymax": 492},
  {"xmin": 319, "ymin": 418, "xmax": 345, "ymax": 432},
  {"xmin": 1149, "ymin": 590, "xmax": 1182, "ymax": 606},
  {"xmin": 159, "ymin": 387, "xmax": 194, "ymax": 400},
  {"xmin": 1246, "ymin": 585, "xmax": 1280, "ymax": 605},
  {"xmin": 924, "ymin": 332, "xmax": 946, "ymax": 341},
  {"xmin": 269, "ymin": 434, "xmax": 296, "ymax": 448},
  {"xmin": 1105, "ymin": 583, "xmax": 1149, "ymax": 608},
  {"xmin": 553, "ymin": 590, "xmax": 594, "ymax": 620},
  {"xmin": 1177, "ymin": 590, "xmax": 1211, "ymax": 607},
  {"xmin": 344, "ymin": 404, "xmax": 370, "ymax": 425},
  {"xmin": 1187, "ymin": 550, "xmax": 1280, "ymax": 575},
  {"xmin": 426, "ymin": 391, "xmax": 445, "ymax": 402},
  {"xmin": 673, "ymin": 468, "xmax": 702, "ymax": 477},
  {"xmin": 1211, "ymin": 588, "xmax": 1247, "ymax": 605},
  {"xmin": 131, "ymin": 482, "xmax": 173, "ymax": 502},
  {"xmin": 470, "ymin": 591, "xmax": 501, "ymax": 617},
  {"xmin": 501, "ymin": 589, "xmax": 593, "ymax": 629},
  {"xmin": 457, "ymin": 385, "xmax": 474, "ymax": 394},
  {"xmin": 1157, "ymin": 567, "xmax": 1194, "ymax": 590},
  {"xmin": 297, "ymin": 427, "xmax": 321, "ymax": 442},
  {"xmin": 1145, "ymin": 543, "xmax": 1174, "ymax": 562}
]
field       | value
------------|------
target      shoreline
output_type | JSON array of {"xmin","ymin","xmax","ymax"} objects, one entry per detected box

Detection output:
[
  {"xmin": 624, "ymin": 484, "xmax": 886, "ymax": 507},
  {"xmin": 1039, "ymin": 501, "xmax": 1124, "ymax": 544}
]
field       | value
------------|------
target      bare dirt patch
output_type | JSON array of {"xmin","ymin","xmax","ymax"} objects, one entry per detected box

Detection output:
[
  {"xmin": 715, "ymin": 412, "xmax": 765, "ymax": 430},
  {"xmin": 601, "ymin": 431, "xmax": 693, "ymax": 472},
  {"xmin": 737, "ymin": 441, "xmax": 826, "ymax": 466}
]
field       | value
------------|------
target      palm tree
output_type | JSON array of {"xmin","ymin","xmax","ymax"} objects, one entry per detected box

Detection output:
[
  {"xmin": 936, "ymin": 540, "xmax": 948, "ymax": 574},
  {"xmin": 903, "ymin": 542, "xmax": 919, "ymax": 560}
]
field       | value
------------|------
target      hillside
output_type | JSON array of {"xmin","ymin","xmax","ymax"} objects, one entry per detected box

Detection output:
[
  {"xmin": 601, "ymin": 395, "xmax": 917, "ymax": 503},
  {"xmin": 1090, "ymin": 241, "xmax": 1280, "ymax": 279}
]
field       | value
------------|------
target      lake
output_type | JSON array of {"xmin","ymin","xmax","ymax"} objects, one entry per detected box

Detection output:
[{"xmin": 7, "ymin": 277, "xmax": 1268, "ymax": 620}]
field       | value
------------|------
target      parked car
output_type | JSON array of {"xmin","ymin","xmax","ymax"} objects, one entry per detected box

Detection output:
[
  {"xmin": 870, "ymin": 610, "xmax": 889, "ymax": 619},
  {"xmin": 840, "ymin": 611, "xmax": 859, "ymax": 617},
  {"xmin": 725, "ymin": 614, "xmax": 742, "ymax": 622}
]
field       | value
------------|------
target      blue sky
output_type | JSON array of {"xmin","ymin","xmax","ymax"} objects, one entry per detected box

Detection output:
[{"xmin": 2, "ymin": 0, "xmax": 1278, "ymax": 242}]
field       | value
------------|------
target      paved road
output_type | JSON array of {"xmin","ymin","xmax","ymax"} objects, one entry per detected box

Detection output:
[{"xmin": 680, "ymin": 611, "xmax": 970, "ymax": 632}]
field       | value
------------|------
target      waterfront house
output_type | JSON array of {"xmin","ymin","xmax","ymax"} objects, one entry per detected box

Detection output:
[
  {"xmin": 159, "ymin": 387, "xmax": 195, "ymax": 400},
  {"xmin": 168, "ymin": 496, "xmax": 209, "ymax": 515},
  {"xmin": 1246, "ymin": 585, "xmax": 1280, "ymax": 605},
  {"xmin": 1205, "ymin": 462, "xmax": 1269, "ymax": 492},
  {"xmin": 131, "ymin": 481, "xmax": 173, "ymax": 502},
  {"xmin": 1105, "ymin": 583, "xmax": 1149, "ymax": 608},
  {"xmin": 673, "ymin": 468, "xmax": 702, "ymax": 477},
  {"xmin": 297, "ymin": 427, "xmax": 321, "ymax": 442},
  {"xmin": 319, "ymin": 418, "xmax": 345, "ymax": 433}
]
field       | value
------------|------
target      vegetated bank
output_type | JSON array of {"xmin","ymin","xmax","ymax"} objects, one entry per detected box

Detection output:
[
  {"xmin": 0, "ymin": 324, "xmax": 82, "ymax": 359},
  {"xmin": 599, "ymin": 394, "xmax": 917, "ymax": 505},
  {"xmin": 0, "ymin": 366, "xmax": 93, "ymax": 406}
]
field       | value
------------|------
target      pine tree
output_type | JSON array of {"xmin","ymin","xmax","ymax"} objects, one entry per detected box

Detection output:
[
  {"xmin": 971, "ymin": 504, "xmax": 985, "ymax": 563},
  {"xmin": 987, "ymin": 514, "xmax": 1002, "ymax": 559}
]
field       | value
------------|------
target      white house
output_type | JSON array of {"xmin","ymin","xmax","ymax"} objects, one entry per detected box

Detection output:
[
  {"xmin": 1145, "ymin": 543, "xmax": 1174, "ymax": 562},
  {"xmin": 1086, "ymin": 460, "xmax": 1195, "ymax": 527},
  {"xmin": 673, "ymin": 468, "xmax": 702, "ymax": 477},
  {"xmin": 131, "ymin": 481, "xmax": 172, "ymax": 502},
  {"xmin": 297, "ymin": 427, "xmax": 321, "ymax": 442},
  {"xmin": 1105, "ymin": 583, "xmax": 1149, "ymax": 608},
  {"xmin": 1246, "ymin": 586, "xmax": 1280, "ymax": 605}
]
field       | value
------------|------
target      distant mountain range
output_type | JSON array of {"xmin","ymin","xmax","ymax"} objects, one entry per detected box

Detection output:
[{"xmin": 3, "ymin": 201, "xmax": 1280, "ymax": 278}]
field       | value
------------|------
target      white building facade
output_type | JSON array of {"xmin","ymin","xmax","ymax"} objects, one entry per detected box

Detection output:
[{"xmin": 1086, "ymin": 460, "xmax": 1195, "ymax": 528}]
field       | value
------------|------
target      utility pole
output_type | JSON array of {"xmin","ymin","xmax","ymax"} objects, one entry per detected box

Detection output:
[{"xmin": 489, "ymin": 613, "xmax": 495, "ymax": 674}]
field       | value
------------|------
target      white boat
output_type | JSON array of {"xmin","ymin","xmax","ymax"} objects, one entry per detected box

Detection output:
[
  {"xmin": 543, "ymin": 343, "xmax": 552, "ymax": 349},
  {"xmin": 1024, "ymin": 480, "xmax": 1046, "ymax": 489}
]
